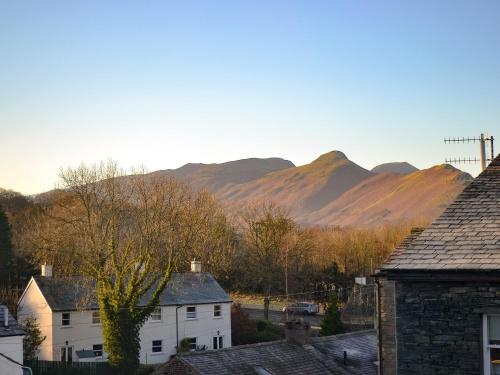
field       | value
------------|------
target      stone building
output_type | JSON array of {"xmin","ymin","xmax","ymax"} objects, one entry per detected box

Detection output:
[{"xmin": 375, "ymin": 154, "xmax": 500, "ymax": 375}]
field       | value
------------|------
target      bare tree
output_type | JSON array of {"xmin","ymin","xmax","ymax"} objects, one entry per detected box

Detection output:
[
  {"xmin": 30, "ymin": 160, "xmax": 232, "ymax": 374},
  {"xmin": 240, "ymin": 202, "xmax": 295, "ymax": 297}
]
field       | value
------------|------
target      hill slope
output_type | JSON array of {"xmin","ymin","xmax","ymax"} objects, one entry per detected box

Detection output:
[
  {"xmin": 303, "ymin": 164, "xmax": 471, "ymax": 226},
  {"xmin": 152, "ymin": 157, "xmax": 295, "ymax": 191},
  {"xmin": 216, "ymin": 151, "xmax": 374, "ymax": 215}
]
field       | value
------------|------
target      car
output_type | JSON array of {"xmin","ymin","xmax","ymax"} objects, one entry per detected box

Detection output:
[{"xmin": 282, "ymin": 302, "xmax": 319, "ymax": 315}]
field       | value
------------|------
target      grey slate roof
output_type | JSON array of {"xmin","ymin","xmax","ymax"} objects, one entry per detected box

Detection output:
[
  {"xmin": 0, "ymin": 304, "xmax": 25, "ymax": 337},
  {"xmin": 308, "ymin": 330, "xmax": 378, "ymax": 375},
  {"xmin": 380, "ymin": 154, "xmax": 500, "ymax": 271},
  {"xmin": 154, "ymin": 330, "xmax": 377, "ymax": 375},
  {"xmin": 33, "ymin": 272, "xmax": 231, "ymax": 311}
]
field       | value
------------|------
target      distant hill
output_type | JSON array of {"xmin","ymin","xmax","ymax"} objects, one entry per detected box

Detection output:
[
  {"xmin": 151, "ymin": 157, "xmax": 295, "ymax": 191},
  {"xmin": 371, "ymin": 162, "xmax": 419, "ymax": 175}
]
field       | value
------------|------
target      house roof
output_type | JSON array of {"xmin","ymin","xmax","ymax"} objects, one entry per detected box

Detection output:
[
  {"xmin": 308, "ymin": 330, "xmax": 378, "ymax": 374},
  {"xmin": 380, "ymin": 154, "xmax": 500, "ymax": 272},
  {"xmin": 32, "ymin": 272, "xmax": 231, "ymax": 311},
  {"xmin": 153, "ymin": 330, "xmax": 377, "ymax": 375},
  {"xmin": 0, "ymin": 304, "xmax": 25, "ymax": 337}
]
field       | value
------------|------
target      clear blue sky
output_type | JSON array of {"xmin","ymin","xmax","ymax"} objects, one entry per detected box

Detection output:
[{"xmin": 1, "ymin": 0, "xmax": 499, "ymax": 194}]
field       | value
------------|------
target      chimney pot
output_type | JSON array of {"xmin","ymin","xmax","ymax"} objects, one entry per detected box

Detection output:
[
  {"xmin": 41, "ymin": 264, "xmax": 53, "ymax": 277},
  {"xmin": 190, "ymin": 260, "xmax": 201, "ymax": 273}
]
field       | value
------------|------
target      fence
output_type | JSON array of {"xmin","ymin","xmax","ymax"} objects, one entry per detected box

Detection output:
[{"xmin": 25, "ymin": 360, "xmax": 110, "ymax": 375}]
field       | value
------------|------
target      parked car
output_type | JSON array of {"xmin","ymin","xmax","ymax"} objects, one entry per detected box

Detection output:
[{"xmin": 282, "ymin": 302, "xmax": 319, "ymax": 315}]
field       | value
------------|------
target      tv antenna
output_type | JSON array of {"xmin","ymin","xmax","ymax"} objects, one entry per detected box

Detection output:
[{"xmin": 444, "ymin": 133, "xmax": 495, "ymax": 171}]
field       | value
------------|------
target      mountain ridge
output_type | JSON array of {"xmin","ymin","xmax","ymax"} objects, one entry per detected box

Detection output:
[{"xmin": 31, "ymin": 151, "xmax": 473, "ymax": 228}]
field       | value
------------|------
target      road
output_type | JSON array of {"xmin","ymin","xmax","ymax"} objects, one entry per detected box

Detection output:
[{"xmin": 241, "ymin": 305, "xmax": 323, "ymax": 328}]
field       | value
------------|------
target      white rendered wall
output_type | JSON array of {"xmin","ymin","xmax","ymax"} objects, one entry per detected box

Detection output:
[
  {"xmin": 139, "ymin": 303, "xmax": 232, "ymax": 365},
  {"xmin": 17, "ymin": 279, "xmax": 53, "ymax": 361},
  {"xmin": 0, "ymin": 335, "xmax": 24, "ymax": 365},
  {"xmin": 0, "ymin": 352, "xmax": 24, "ymax": 375}
]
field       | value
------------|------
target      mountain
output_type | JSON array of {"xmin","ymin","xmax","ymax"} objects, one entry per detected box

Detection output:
[
  {"xmin": 304, "ymin": 164, "xmax": 471, "ymax": 227},
  {"xmin": 151, "ymin": 158, "xmax": 295, "ymax": 191},
  {"xmin": 216, "ymin": 151, "xmax": 374, "ymax": 215},
  {"xmin": 33, "ymin": 151, "xmax": 472, "ymax": 228},
  {"xmin": 371, "ymin": 162, "xmax": 418, "ymax": 175}
]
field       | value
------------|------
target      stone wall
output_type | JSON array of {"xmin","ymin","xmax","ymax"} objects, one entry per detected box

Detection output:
[
  {"xmin": 378, "ymin": 279, "xmax": 397, "ymax": 375},
  {"xmin": 390, "ymin": 281, "xmax": 500, "ymax": 375}
]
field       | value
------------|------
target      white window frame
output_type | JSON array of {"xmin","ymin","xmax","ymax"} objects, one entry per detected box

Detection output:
[
  {"xmin": 92, "ymin": 344, "xmax": 103, "ymax": 358},
  {"xmin": 483, "ymin": 314, "xmax": 500, "ymax": 375},
  {"xmin": 61, "ymin": 312, "xmax": 71, "ymax": 327},
  {"xmin": 186, "ymin": 306, "xmax": 197, "ymax": 319},
  {"xmin": 152, "ymin": 339, "xmax": 163, "ymax": 354},
  {"xmin": 91, "ymin": 311, "xmax": 101, "ymax": 325},
  {"xmin": 186, "ymin": 337, "xmax": 197, "ymax": 350},
  {"xmin": 214, "ymin": 304, "xmax": 222, "ymax": 318},
  {"xmin": 150, "ymin": 307, "xmax": 162, "ymax": 322},
  {"xmin": 60, "ymin": 346, "xmax": 73, "ymax": 362},
  {"xmin": 213, "ymin": 335, "xmax": 224, "ymax": 349}
]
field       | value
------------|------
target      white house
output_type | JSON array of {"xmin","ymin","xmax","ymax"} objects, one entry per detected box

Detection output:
[
  {"xmin": 0, "ymin": 304, "xmax": 27, "ymax": 375},
  {"xmin": 17, "ymin": 261, "xmax": 232, "ymax": 365}
]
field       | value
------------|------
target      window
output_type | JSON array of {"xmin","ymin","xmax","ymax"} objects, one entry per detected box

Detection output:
[
  {"xmin": 214, "ymin": 305, "xmax": 221, "ymax": 317},
  {"xmin": 93, "ymin": 344, "xmax": 103, "ymax": 358},
  {"xmin": 186, "ymin": 337, "xmax": 197, "ymax": 350},
  {"xmin": 60, "ymin": 347, "xmax": 73, "ymax": 362},
  {"xmin": 186, "ymin": 306, "xmax": 196, "ymax": 319},
  {"xmin": 484, "ymin": 315, "xmax": 500, "ymax": 375},
  {"xmin": 213, "ymin": 336, "xmax": 224, "ymax": 349},
  {"xmin": 152, "ymin": 340, "xmax": 162, "ymax": 353},
  {"xmin": 62, "ymin": 312, "xmax": 71, "ymax": 326},
  {"xmin": 150, "ymin": 307, "xmax": 162, "ymax": 321},
  {"xmin": 92, "ymin": 311, "xmax": 101, "ymax": 324}
]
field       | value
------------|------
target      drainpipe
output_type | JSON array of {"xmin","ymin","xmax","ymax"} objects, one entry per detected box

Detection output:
[
  {"xmin": 176, "ymin": 305, "xmax": 181, "ymax": 354},
  {"xmin": 375, "ymin": 278, "xmax": 383, "ymax": 375}
]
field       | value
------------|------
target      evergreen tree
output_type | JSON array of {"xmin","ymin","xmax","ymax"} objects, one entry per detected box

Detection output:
[
  {"xmin": 0, "ymin": 205, "xmax": 14, "ymax": 287},
  {"xmin": 320, "ymin": 293, "xmax": 344, "ymax": 336},
  {"xmin": 22, "ymin": 316, "xmax": 46, "ymax": 361}
]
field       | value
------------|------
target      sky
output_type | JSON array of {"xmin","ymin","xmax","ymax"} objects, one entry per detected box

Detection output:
[{"xmin": 1, "ymin": 0, "xmax": 499, "ymax": 195}]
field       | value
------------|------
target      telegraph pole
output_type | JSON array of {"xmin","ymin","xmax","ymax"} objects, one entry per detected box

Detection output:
[{"xmin": 444, "ymin": 133, "xmax": 495, "ymax": 172}]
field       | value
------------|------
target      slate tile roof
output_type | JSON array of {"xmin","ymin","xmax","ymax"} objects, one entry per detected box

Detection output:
[
  {"xmin": 33, "ymin": 272, "xmax": 231, "ymax": 311},
  {"xmin": 0, "ymin": 304, "xmax": 25, "ymax": 337},
  {"xmin": 154, "ymin": 330, "xmax": 377, "ymax": 375},
  {"xmin": 308, "ymin": 330, "xmax": 378, "ymax": 375},
  {"xmin": 380, "ymin": 154, "xmax": 500, "ymax": 271}
]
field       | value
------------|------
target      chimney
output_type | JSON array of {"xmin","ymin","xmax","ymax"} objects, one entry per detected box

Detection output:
[
  {"xmin": 190, "ymin": 260, "xmax": 201, "ymax": 273},
  {"xmin": 285, "ymin": 319, "xmax": 310, "ymax": 345},
  {"xmin": 3, "ymin": 307, "xmax": 8, "ymax": 328},
  {"xmin": 41, "ymin": 264, "xmax": 53, "ymax": 277}
]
